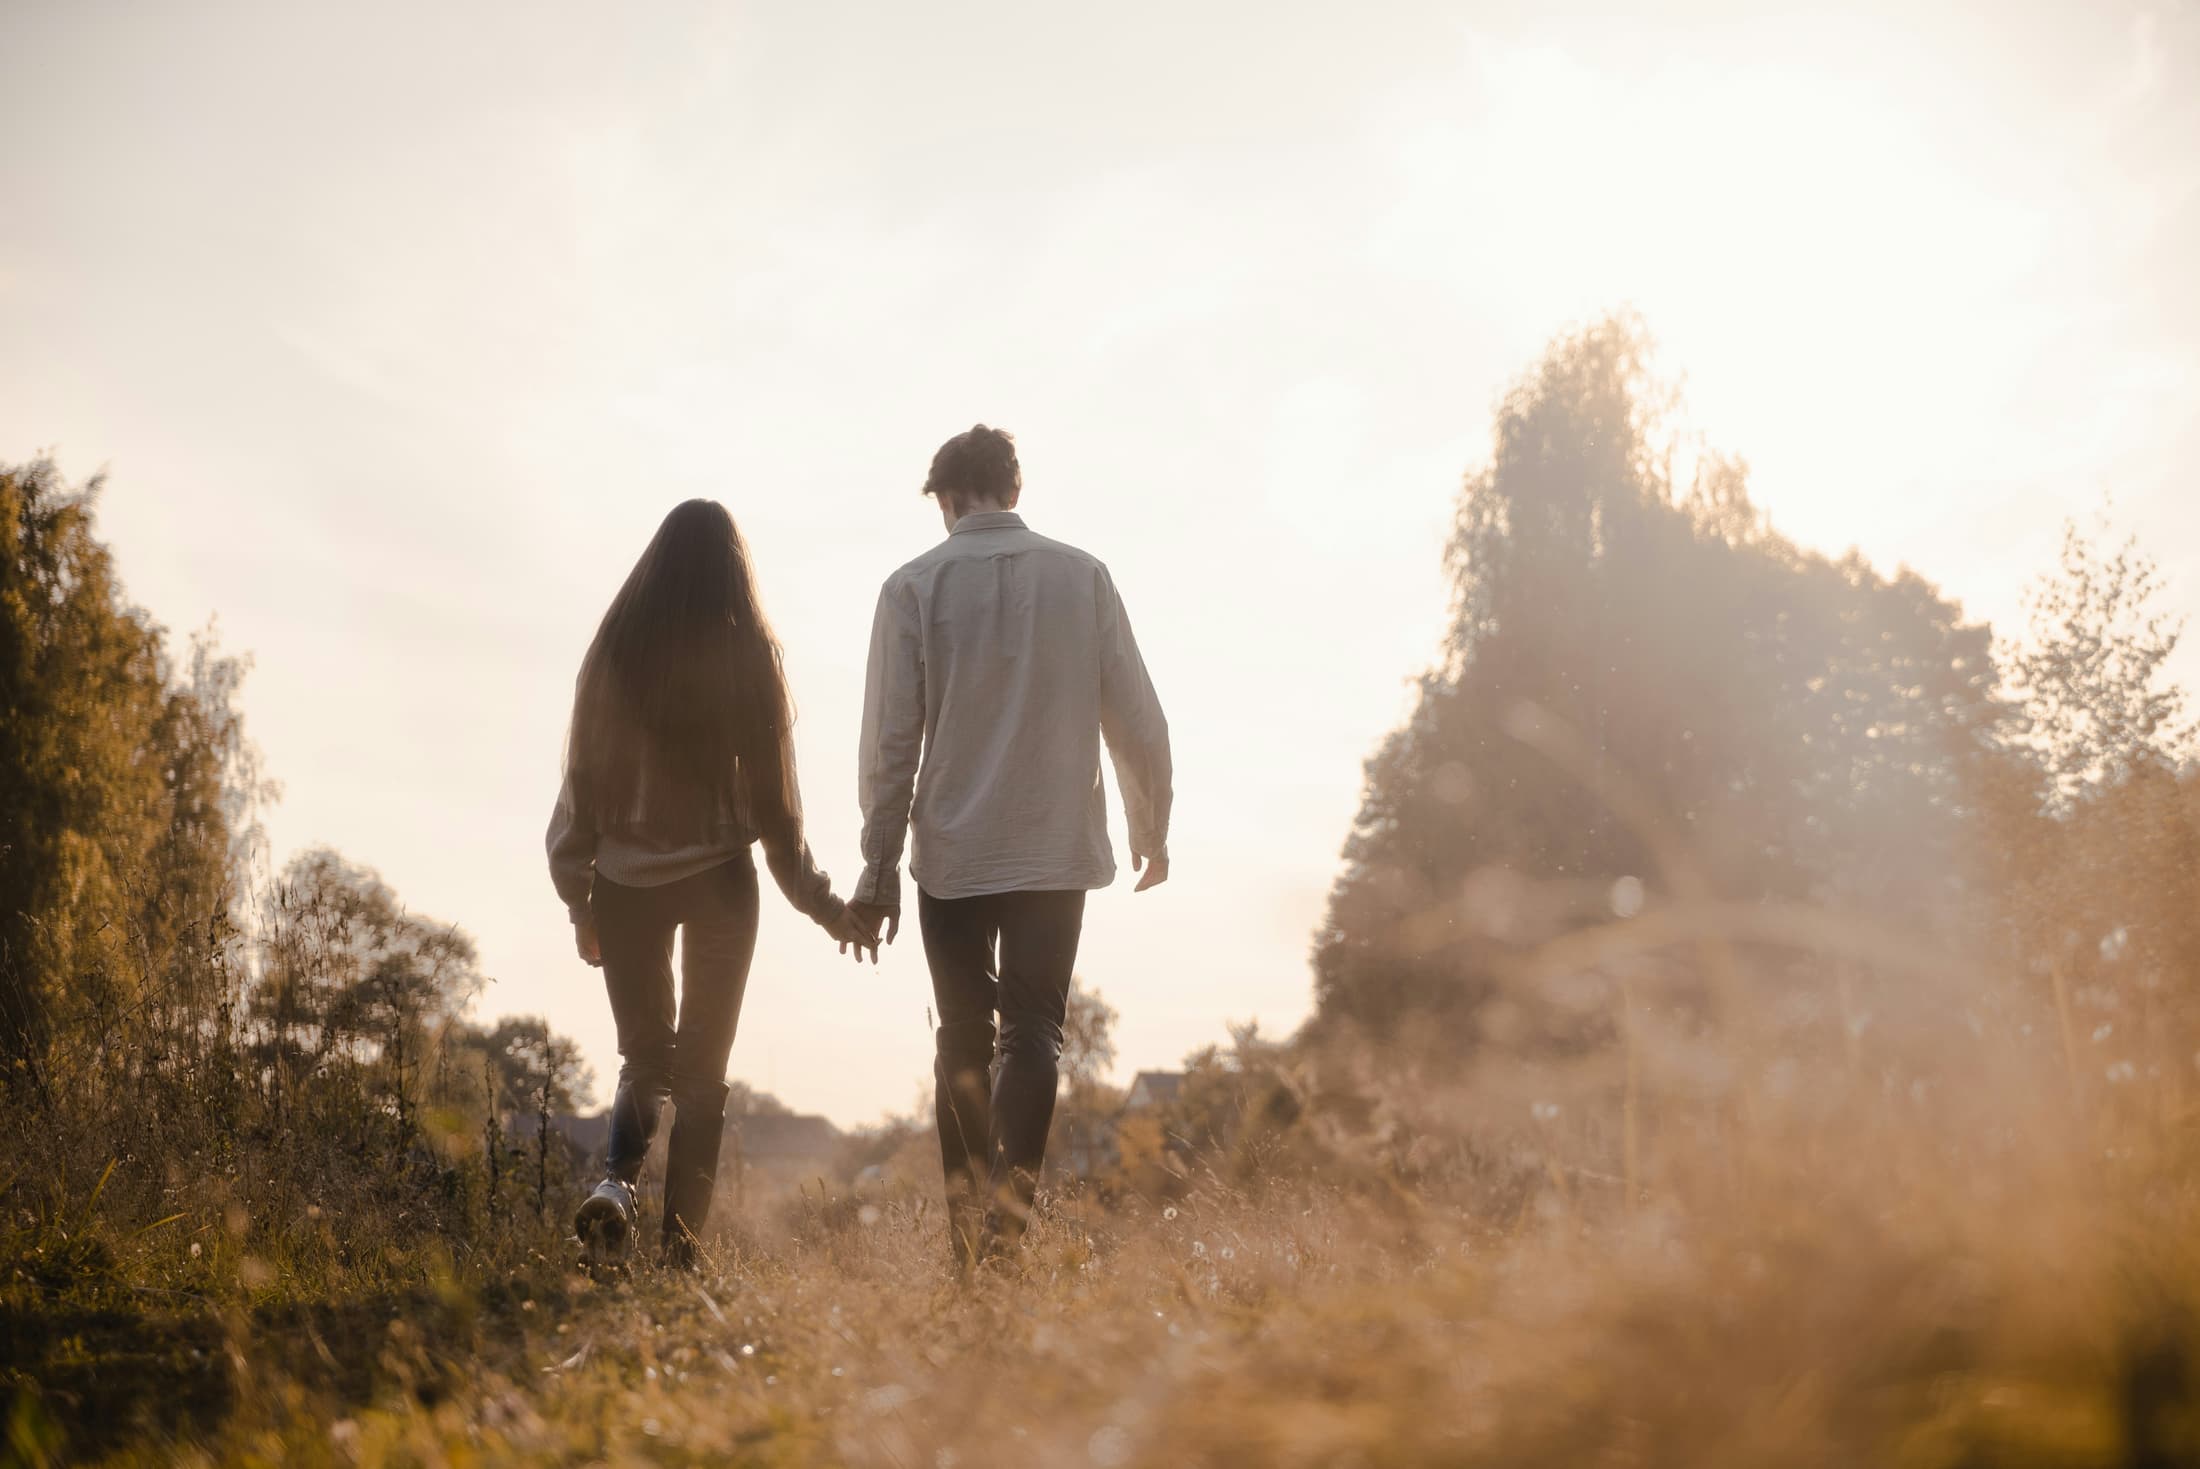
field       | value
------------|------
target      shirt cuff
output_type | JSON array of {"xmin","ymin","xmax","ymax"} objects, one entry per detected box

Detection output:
[{"xmin": 853, "ymin": 864, "xmax": 902, "ymax": 909}]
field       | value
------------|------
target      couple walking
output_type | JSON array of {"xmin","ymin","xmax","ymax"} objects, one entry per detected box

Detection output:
[{"xmin": 546, "ymin": 425, "xmax": 1173, "ymax": 1271}]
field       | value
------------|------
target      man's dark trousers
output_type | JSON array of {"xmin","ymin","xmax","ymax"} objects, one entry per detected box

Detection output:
[{"xmin": 918, "ymin": 887, "xmax": 1086, "ymax": 1266}]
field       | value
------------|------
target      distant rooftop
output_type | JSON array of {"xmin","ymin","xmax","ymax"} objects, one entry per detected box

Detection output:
[
  {"xmin": 1124, "ymin": 1070, "xmax": 1184, "ymax": 1110},
  {"xmin": 734, "ymin": 1111, "xmax": 839, "ymax": 1160}
]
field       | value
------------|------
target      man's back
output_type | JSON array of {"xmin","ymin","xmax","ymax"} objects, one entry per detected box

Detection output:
[
  {"xmin": 849, "ymin": 423, "xmax": 1171, "ymax": 1272},
  {"xmin": 854, "ymin": 510, "xmax": 1170, "ymax": 907}
]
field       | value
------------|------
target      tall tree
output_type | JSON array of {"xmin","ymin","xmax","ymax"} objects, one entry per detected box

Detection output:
[
  {"xmin": 1989, "ymin": 519, "xmax": 2200, "ymax": 1117},
  {"xmin": 0, "ymin": 458, "xmax": 251, "ymax": 1087},
  {"xmin": 1314, "ymin": 318, "xmax": 2009, "ymax": 1046},
  {"xmin": 2006, "ymin": 516, "xmax": 2193, "ymax": 808}
]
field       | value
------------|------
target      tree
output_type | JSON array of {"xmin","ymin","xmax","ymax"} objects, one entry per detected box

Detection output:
[
  {"xmin": 482, "ymin": 1013, "xmax": 594, "ymax": 1121},
  {"xmin": 2006, "ymin": 514, "xmax": 2193, "ymax": 810},
  {"xmin": 1048, "ymin": 981, "xmax": 1121, "ymax": 1182},
  {"xmin": 0, "ymin": 454, "xmax": 603, "ymax": 1284},
  {"xmin": 253, "ymin": 849, "xmax": 485, "ymax": 1135},
  {"xmin": 1313, "ymin": 317, "xmax": 2010, "ymax": 1047},
  {"xmin": 1988, "ymin": 517, "xmax": 2200, "ymax": 1117},
  {"xmin": 483, "ymin": 1014, "xmax": 594, "ymax": 1219},
  {"xmin": 0, "ymin": 458, "xmax": 255, "ymax": 1091},
  {"xmin": 1060, "ymin": 981, "xmax": 1119, "ymax": 1092},
  {"xmin": 1134, "ymin": 1024, "xmax": 1306, "ymax": 1192}
]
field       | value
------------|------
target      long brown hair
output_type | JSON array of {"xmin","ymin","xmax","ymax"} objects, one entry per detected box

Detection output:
[{"xmin": 564, "ymin": 500, "xmax": 801, "ymax": 844}]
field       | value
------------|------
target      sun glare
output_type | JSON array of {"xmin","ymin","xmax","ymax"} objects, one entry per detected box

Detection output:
[
  {"xmin": 1375, "ymin": 31, "xmax": 2077, "ymax": 575},
  {"xmin": 4, "ymin": 3, "xmax": 2199, "ymax": 1458}
]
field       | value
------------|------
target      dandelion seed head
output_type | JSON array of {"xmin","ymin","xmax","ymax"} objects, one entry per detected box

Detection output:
[
  {"xmin": 1609, "ymin": 876, "xmax": 1646, "ymax": 918},
  {"xmin": 1089, "ymin": 1424, "xmax": 1134, "ymax": 1466}
]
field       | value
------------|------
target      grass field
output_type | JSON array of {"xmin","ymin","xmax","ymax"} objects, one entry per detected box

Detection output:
[{"xmin": 11, "ymin": 1019, "xmax": 2200, "ymax": 1469}]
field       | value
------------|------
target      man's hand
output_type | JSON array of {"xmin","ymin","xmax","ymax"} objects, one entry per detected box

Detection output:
[
  {"xmin": 848, "ymin": 899, "xmax": 901, "ymax": 948},
  {"xmin": 824, "ymin": 907, "xmax": 881, "ymax": 964},
  {"xmin": 1132, "ymin": 851, "xmax": 1170, "ymax": 893},
  {"xmin": 574, "ymin": 916, "xmax": 602, "ymax": 967}
]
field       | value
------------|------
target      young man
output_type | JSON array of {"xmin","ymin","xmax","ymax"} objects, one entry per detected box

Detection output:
[{"xmin": 850, "ymin": 424, "xmax": 1172, "ymax": 1269}]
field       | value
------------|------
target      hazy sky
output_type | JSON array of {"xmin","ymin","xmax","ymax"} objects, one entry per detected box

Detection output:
[{"xmin": 4, "ymin": 0, "xmax": 2195, "ymax": 1125}]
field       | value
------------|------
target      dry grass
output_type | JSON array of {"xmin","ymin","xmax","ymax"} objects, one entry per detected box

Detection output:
[
  {"xmin": 8, "ymin": 864, "xmax": 2199, "ymax": 1468},
  {"xmin": 16, "ymin": 1029, "xmax": 2195, "ymax": 1469}
]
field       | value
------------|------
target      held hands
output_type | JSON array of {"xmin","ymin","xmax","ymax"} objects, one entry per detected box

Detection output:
[
  {"xmin": 846, "ymin": 899, "xmax": 900, "ymax": 955},
  {"xmin": 1132, "ymin": 849, "xmax": 1171, "ymax": 893},
  {"xmin": 822, "ymin": 906, "xmax": 880, "ymax": 963},
  {"xmin": 812, "ymin": 885, "xmax": 902, "ymax": 963}
]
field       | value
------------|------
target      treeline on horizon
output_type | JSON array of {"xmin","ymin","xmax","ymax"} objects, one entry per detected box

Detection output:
[
  {"xmin": 1286, "ymin": 315, "xmax": 2199, "ymax": 1213},
  {"xmin": 1317, "ymin": 313, "xmax": 2194, "ymax": 1028},
  {"xmin": 1, "ymin": 457, "xmax": 598, "ymax": 1290},
  {"xmin": 3, "ymin": 310, "xmax": 2197, "ymax": 1305}
]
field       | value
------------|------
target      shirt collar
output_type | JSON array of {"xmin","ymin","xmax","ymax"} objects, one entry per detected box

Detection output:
[{"xmin": 949, "ymin": 510, "xmax": 1026, "ymax": 536}]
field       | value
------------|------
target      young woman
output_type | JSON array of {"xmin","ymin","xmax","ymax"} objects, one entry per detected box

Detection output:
[{"xmin": 547, "ymin": 499, "xmax": 872, "ymax": 1268}]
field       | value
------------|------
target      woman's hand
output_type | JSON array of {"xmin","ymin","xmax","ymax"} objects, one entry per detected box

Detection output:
[
  {"xmin": 574, "ymin": 916, "xmax": 602, "ymax": 967},
  {"xmin": 826, "ymin": 905, "xmax": 880, "ymax": 964}
]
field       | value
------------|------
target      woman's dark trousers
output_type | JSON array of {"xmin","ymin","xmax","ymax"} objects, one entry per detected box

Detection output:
[
  {"xmin": 918, "ymin": 887, "xmax": 1087, "ymax": 1268},
  {"xmin": 594, "ymin": 854, "xmax": 760, "ymax": 1257}
]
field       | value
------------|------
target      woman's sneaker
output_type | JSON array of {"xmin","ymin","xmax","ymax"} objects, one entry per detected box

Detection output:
[{"xmin": 575, "ymin": 1178, "xmax": 638, "ymax": 1267}]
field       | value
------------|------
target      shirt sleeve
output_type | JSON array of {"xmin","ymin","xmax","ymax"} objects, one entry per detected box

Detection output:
[
  {"xmin": 754, "ymin": 744, "xmax": 848, "ymax": 928},
  {"xmin": 854, "ymin": 574, "xmax": 925, "ymax": 909},
  {"xmin": 545, "ymin": 770, "xmax": 598, "ymax": 923},
  {"xmin": 1097, "ymin": 567, "xmax": 1173, "ymax": 860}
]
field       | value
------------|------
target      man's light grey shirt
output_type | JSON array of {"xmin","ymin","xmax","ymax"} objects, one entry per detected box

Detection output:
[{"xmin": 855, "ymin": 511, "xmax": 1171, "ymax": 908}]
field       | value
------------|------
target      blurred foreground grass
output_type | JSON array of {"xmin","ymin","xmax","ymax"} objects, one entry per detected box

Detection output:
[{"xmin": 10, "ymin": 1090, "xmax": 2199, "ymax": 1468}]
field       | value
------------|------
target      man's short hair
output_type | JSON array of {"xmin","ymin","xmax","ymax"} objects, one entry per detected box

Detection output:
[{"xmin": 922, "ymin": 424, "xmax": 1021, "ymax": 506}]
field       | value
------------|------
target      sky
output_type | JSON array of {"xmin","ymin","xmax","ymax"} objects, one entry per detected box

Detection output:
[{"xmin": 3, "ymin": 0, "xmax": 2195, "ymax": 1126}]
